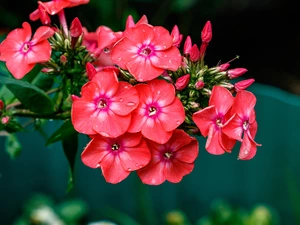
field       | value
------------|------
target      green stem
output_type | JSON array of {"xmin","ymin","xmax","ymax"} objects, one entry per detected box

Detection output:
[{"xmin": 11, "ymin": 109, "xmax": 70, "ymax": 120}]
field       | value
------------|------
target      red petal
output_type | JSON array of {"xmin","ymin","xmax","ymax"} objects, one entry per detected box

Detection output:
[
  {"xmin": 6, "ymin": 55, "xmax": 34, "ymax": 79},
  {"xmin": 238, "ymin": 131, "xmax": 257, "ymax": 160},
  {"xmin": 81, "ymin": 136, "xmax": 110, "ymax": 168},
  {"xmin": 110, "ymin": 82, "xmax": 139, "ymax": 115},
  {"xmin": 149, "ymin": 79, "xmax": 175, "ymax": 106},
  {"xmin": 91, "ymin": 70, "xmax": 119, "ymax": 98},
  {"xmin": 233, "ymin": 90, "xmax": 256, "ymax": 119},
  {"xmin": 192, "ymin": 105, "xmax": 216, "ymax": 137},
  {"xmin": 142, "ymin": 117, "xmax": 172, "ymax": 144},
  {"xmin": 101, "ymin": 153, "xmax": 130, "ymax": 184},
  {"xmin": 151, "ymin": 47, "xmax": 181, "ymax": 71},
  {"xmin": 137, "ymin": 157, "xmax": 166, "ymax": 185},
  {"xmin": 27, "ymin": 40, "xmax": 52, "ymax": 64},
  {"xmin": 159, "ymin": 98, "xmax": 185, "ymax": 131},
  {"xmin": 119, "ymin": 139, "xmax": 151, "ymax": 171},
  {"xmin": 31, "ymin": 26, "xmax": 54, "ymax": 44},
  {"xmin": 124, "ymin": 24, "xmax": 154, "ymax": 43},
  {"xmin": 164, "ymin": 159, "xmax": 194, "ymax": 183},
  {"xmin": 209, "ymin": 86, "xmax": 234, "ymax": 115},
  {"xmin": 205, "ymin": 125, "xmax": 225, "ymax": 155},
  {"xmin": 39, "ymin": 1, "xmax": 70, "ymax": 15},
  {"xmin": 152, "ymin": 26, "xmax": 173, "ymax": 50},
  {"xmin": 222, "ymin": 114, "xmax": 243, "ymax": 141}
]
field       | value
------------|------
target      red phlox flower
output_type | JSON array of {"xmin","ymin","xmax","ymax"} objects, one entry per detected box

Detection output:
[
  {"xmin": 82, "ymin": 26, "xmax": 101, "ymax": 53},
  {"xmin": 111, "ymin": 24, "xmax": 181, "ymax": 82},
  {"xmin": 0, "ymin": 22, "xmax": 54, "ymax": 79},
  {"xmin": 192, "ymin": 86, "xmax": 236, "ymax": 155},
  {"xmin": 30, "ymin": 0, "xmax": 89, "ymax": 19},
  {"xmin": 222, "ymin": 90, "xmax": 261, "ymax": 160},
  {"xmin": 137, "ymin": 129, "xmax": 199, "ymax": 185},
  {"xmin": 82, "ymin": 132, "xmax": 151, "ymax": 184},
  {"xmin": 128, "ymin": 79, "xmax": 185, "ymax": 144},
  {"xmin": 29, "ymin": 4, "xmax": 51, "ymax": 25},
  {"xmin": 71, "ymin": 69, "xmax": 139, "ymax": 137}
]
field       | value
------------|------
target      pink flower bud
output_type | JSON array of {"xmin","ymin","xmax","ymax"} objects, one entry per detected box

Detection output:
[
  {"xmin": 126, "ymin": 15, "xmax": 135, "ymax": 28},
  {"xmin": 227, "ymin": 68, "xmax": 248, "ymax": 79},
  {"xmin": 86, "ymin": 62, "xmax": 97, "ymax": 80},
  {"xmin": 190, "ymin": 44, "xmax": 200, "ymax": 62},
  {"xmin": 1, "ymin": 116, "xmax": 9, "ymax": 125},
  {"xmin": 171, "ymin": 25, "xmax": 183, "ymax": 47},
  {"xmin": 175, "ymin": 74, "xmax": 190, "ymax": 90},
  {"xmin": 201, "ymin": 21, "xmax": 212, "ymax": 43},
  {"xmin": 195, "ymin": 80, "xmax": 205, "ymax": 90},
  {"xmin": 183, "ymin": 36, "xmax": 192, "ymax": 55},
  {"xmin": 70, "ymin": 17, "xmax": 83, "ymax": 38},
  {"xmin": 60, "ymin": 55, "xmax": 67, "ymax": 64},
  {"xmin": 234, "ymin": 78, "xmax": 255, "ymax": 91},
  {"xmin": 217, "ymin": 63, "xmax": 230, "ymax": 72},
  {"xmin": 0, "ymin": 100, "xmax": 4, "ymax": 111}
]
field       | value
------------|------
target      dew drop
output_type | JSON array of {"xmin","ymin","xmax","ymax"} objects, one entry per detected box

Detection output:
[
  {"xmin": 127, "ymin": 168, "xmax": 132, "ymax": 171},
  {"xmin": 164, "ymin": 54, "xmax": 167, "ymax": 57},
  {"xmin": 169, "ymin": 59, "xmax": 172, "ymax": 63},
  {"xmin": 96, "ymin": 163, "xmax": 101, "ymax": 168},
  {"xmin": 118, "ymin": 57, "xmax": 122, "ymax": 61},
  {"xmin": 163, "ymin": 45, "xmax": 166, "ymax": 48},
  {"xmin": 119, "ymin": 98, "xmax": 123, "ymax": 102},
  {"xmin": 135, "ymin": 163, "xmax": 139, "ymax": 167},
  {"xmin": 176, "ymin": 120, "xmax": 181, "ymax": 125},
  {"xmin": 157, "ymin": 90, "xmax": 160, "ymax": 94},
  {"xmin": 244, "ymin": 149, "xmax": 249, "ymax": 155},
  {"xmin": 126, "ymin": 102, "xmax": 136, "ymax": 107},
  {"xmin": 139, "ymin": 164, "xmax": 144, "ymax": 168}
]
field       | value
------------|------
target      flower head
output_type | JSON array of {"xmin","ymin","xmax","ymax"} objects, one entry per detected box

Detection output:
[
  {"xmin": 111, "ymin": 24, "xmax": 181, "ymax": 82},
  {"xmin": 222, "ymin": 90, "xmax": 261, "ymax": 160},
  {"xmin": 192, "ymin": 86, "xmax": 236, "ymax": 154},
  {"xmin": 0, "ymin": 22, "xmax": 54, "ymax": 79},
  {"xmin": 71, "ymin": 69, "xmax": 139, "ymax": 137},
  {"xmin": 128, "ymin": 79, "xmax": 185, "ymax": 144},
  {"xmin": 137, "ymin": 129, "xmax": 198, "ymax": 185},
  {"xmin": 82, "ymin": 132, "xmax": 151, "ymax": 184}
]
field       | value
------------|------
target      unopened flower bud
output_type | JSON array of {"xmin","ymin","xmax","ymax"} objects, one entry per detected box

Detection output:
[
  {"xmin": 126, "ymin": 15, "xmax": 135, "ymax": 28},
  {"xmin": 201, "ymin": 21, "xmax": 212, "ymax": 44},
  {"xmin": 190, "ymin": 44, "xmax": 200, "ymax": 62},
  {"xmin": 227, "ymin": 68, "xmax": 248, "ymax": 79},
  {"xmin": 0, "ymin": 100, "xmax": 4, "ymax": 111},
  {"xmin": 175, "ymin": 74, "xmax": 190, "ymax": 90},
  {"xmin": 86, "ymin": 62, "xmax": 97, "ymax": 80},
  {"xmin": 189, "ymin": 101, "xmax": 200, "ymax": 109},
  {"xmin": 195, "ymin": 80, "xmax": 205, "ymax": 90},
  {"xmin": 70, "ymin": 17, "xmax": 83, "ymax": 38},
  {"xmin": 60, "ymin": 55, "xmax": 67, "ymax": 64},
  {"xmin": 1, "ymin": 116, "xmax": 10, "ymax": 125},
  {"xmin": 220, "ymin": 82, "xmax": 234, "ymax": 89},
  {"xmin": 183, "ymin": 36, "xmax": 192, "ymax": 55},
  {"xmin": 217, "ymin": 63, "xmax": 230, "ymax": 72},
  {"xmin": 41, "ymin": 68, "xmax": 55, "ymax": 73},
  {"xmin": 234, "ymin": 78, "xmax": 255, "ymax": 91},
  {"xmin": 171, "ymin": 25, "xmax": 183, "ymax": 48}
]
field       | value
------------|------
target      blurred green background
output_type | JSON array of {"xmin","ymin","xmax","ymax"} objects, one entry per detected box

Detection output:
[{"xmin": 0, "ymin": 0, "xmax": 300, "ymax": 224}]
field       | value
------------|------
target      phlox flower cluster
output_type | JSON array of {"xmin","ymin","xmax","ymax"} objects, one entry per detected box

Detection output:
[{"xmin": 0, "ymin": 0, "xmax": 261, "ymax": 185}]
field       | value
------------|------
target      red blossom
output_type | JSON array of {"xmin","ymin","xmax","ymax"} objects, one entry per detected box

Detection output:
[
  {"xmin": 71, "ymin": 69, "xmax": 139, "ymax": 137},
  {"xmin": 0, "ymin": 22, "xmax": 54, "ymax": 79},
  {"xmin": 192, "ymin": 86, "xmax": 236, "ymax": 154},
  {"xmin": 111, "ymin": 24, "xmax": 181, "ymax": 82},
  {"xmin": 128, "ymin": 79, "xmax": 185, "ymax": 144},
  {"xmin": 222, "ymin": 90, "xmax": 261, "ymax": 160},
  {"xmin": 82, "ymin": 132, "xmax": 151, "ymax": 184},
  {"xmin": 137, "ymin": 129, "xmax": 199, "ymax": 185}
]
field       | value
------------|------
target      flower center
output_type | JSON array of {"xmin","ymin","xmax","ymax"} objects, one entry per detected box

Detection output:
[
  {"xmin": 149, "ymin": 106, "xmax": 157, "ymax": 116},
  {"xmin": 111, "ymin": 143, "xmax": 120, "ymax": 151},
  {"xmin": 141, "ymin": 47, "xmax": 151, "ymax": 56},
  {"xmin": 22, "ymin": 43, "xmax": 30, "ymax": 53},
  {"xmin": 243, "ymin": 120, "xmax": 249, "ymax": 130},
  {"xmin": 98, "ymin": 99, "xmax": 107, "ymax": 109},
  {"xmin": 216, "ymin": 118, "xmax": 223, "ymax": 127},
  {"xmin": 103, "ymin": 47, "xmax": 110, "ymax": 53},
  {"xmin": 164, "ymin": 151, "xmax": 173, "ymax": 159}
]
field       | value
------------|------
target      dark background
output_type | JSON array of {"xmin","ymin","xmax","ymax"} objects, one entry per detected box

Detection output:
[
  {"xmin": 0, "ymin": 0, "xmax": 300, "ymax": 225},
  {"xmin": 0, "ymin": 0, "xmax": 299, "ymax": 94}
]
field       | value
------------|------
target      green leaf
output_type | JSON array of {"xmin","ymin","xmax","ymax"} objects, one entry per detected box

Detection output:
[
  {"xmin": 31, "ymin": 71, "xmax": 55, "ymax": 91},
  {"xmin": 0, "ymin": 76, "xmax": 55, "ymax": 114},
  {"xmin": 5, "ymin": 134, "xmax": 22, "ymax": 160},
  {"xmin": 46, "ymin": 120, "xmax": 77, "ymax": 146}
]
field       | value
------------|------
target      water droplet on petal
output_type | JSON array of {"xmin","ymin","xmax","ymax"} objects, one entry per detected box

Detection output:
[
  {"xmin": 163, "ymin": 45, "xmax": 166, "ymax": 48},
  {"xmin": 119, "ymin": 98, "xmax": 123, "ymax": 102},
  {"xmin": 118, "ymin": 57, "xmax": 121, "ymax": 61},
  {"xmin": 127, "ymin": 168, "xmax": 132, "ymax": 171},
  {"xmin": 157, "ymin": 91, "xmax": 160, "ymax": 94},
  {"xmin": 164, "ymin": 55, "xmax": 167, "ymax": 57},
  {"xmin": 135, "ymin": 163, "xmax": 139, "ymax": 167},
  {"xmin": 244, "ymin": 149, "xmax": 249, "ymax": 155},
  {"xmin": 169, "ymin": 59, "xmax": 172, "ymax": 63},
  {"xmin": 176, "ymin": 120, "xmax": 181, "ymax": 125},
  {"xmin": 96, "ymin": 163, "xmax": 101, "ymax": 168},
  {"xmin": 139, "ymin": 164, "xmax": 144, "ymax": 168},
  {"xmin": 126, "ymin": 102, "xmax": 136, "ymax": 107}
]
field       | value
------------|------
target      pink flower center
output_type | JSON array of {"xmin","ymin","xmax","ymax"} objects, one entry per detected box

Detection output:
[
  {"xmin": 243, "ymin": 120, "xmax": 249, "ymax": 130},
  {"xmin": 164, "ymin": 151, "xmax": 173, "ymax": 159},
  {"xmin": 215, "ymin": 117, "xmax": 223, "ymax": 128},
  {"xmin": 111, "ymin": 143, "xmax": 120, "ymax": 151},
  {"xmin": 138, "ymin": 45, "xmax": 155, "ymax": 58},
  {"xmin": 97, "ymin": 99, "xmax": 107, "ymax": 108},
  {"xmin": 149, "ymin": 106, "xmax": 157, "ymax": 116},
  {"xmin": 21, "ymin": 42, "xmax": 31, "ymax": 53}
]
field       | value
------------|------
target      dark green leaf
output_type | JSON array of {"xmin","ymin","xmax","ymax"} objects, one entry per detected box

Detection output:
[
  {"xmin": 31, "ymin": 72, "xmax": 55, "ymax": 91},
  {"xmin": 5, "ymin": 134, "xmax": 22, "ymax": 159},
  {"xmin": 46, "ymin": 120, "xmax": 77, "ymax": 145},
  {"xmin": 0, "ymin": 76, "xmax": 55, "ymax": 114}
]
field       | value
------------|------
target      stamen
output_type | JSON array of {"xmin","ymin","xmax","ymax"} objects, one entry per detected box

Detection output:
[
  {"xmin": 164, "ymin": 152, "xmax": 173, "ymax": 159},
  {"xmin": 243, "ymin": 120, "xmax": 249, "ymax": 130},
  {"xmin": 149, "ymin": 106, "xmax": 157, "ymax": 116},
  {"xmin": 111, "ymin": 143, "xmax": 119, "ymax": 151},
  {"xmin": 98, "ymin": 99, "xmax": 107, "ymax": 108}
]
